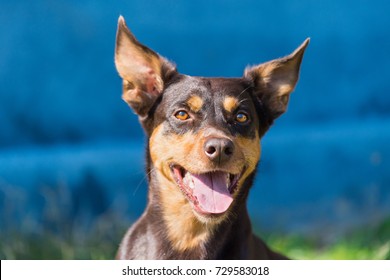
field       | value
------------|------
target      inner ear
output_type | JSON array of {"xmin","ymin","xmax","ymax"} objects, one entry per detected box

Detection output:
[
  {"xmin": 245, "ymin": 38, "xmax": 309, "ymax": 120},
  {"xmin": 114, "ymin": 16, "xmax": 176, "ymax": 116}
]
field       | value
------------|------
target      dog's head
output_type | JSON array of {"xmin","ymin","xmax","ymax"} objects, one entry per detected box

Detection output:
[{"xmin": 115, "ymin": 16, "xmax": 308, "ymax": 223}]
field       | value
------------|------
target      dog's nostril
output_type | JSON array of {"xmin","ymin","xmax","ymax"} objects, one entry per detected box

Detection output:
[
  {"xmin": 224, "ymin": 146, "xmax": 233, "ymax": 156},
  {"xmin": 206, "ymin": 146, "xmax": 217, "ymax": 155}
]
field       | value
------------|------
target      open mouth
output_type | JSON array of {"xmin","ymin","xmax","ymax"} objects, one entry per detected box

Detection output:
[{"xmin": 171, "ymin": 165, "xmax": 244, "ymax": 215}]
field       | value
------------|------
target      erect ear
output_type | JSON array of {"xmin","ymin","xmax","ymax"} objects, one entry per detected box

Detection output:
[
  {"xmin": 244, "ymin": 38, "xmax": 309, "ymax": 120},
  {"xmin": 115, "ymin": 16, "xmax": 176, "ymax": 116}
]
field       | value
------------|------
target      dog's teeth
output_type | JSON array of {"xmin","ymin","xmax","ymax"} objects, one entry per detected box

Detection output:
[
  {"xmin": 183, "ymin": 172, "xmax": 190, "ymax": 182},
  {"xmin": 226, "ymin": 174, "xmax": 231, "ymax": 188},
  {"xmin": 182, "ymin": 172, "xmax": 194, "ymax": 189}
]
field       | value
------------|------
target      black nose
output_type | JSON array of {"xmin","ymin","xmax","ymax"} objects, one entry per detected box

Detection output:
[{"xmin": 204, "ymin": 137, "xmax": 235, "ymax": 164}]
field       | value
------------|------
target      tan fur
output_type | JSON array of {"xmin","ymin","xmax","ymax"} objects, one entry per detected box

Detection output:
[
  {"xmin": 223, "ymin": 97, "xmax": 239, "ymax": 113},
  {"xmin": 121, "ymin": 80, "xmax": 144, "ymax": 105},
  {"xmin": 149, "ymin": 124, "xmax": 261, "ymax": 252},
  {"xmin": 254, "ymin": 61, "xmax": 279, "ymax": 82},
  {"xmin": 115, "ymin": 28, "xmax": 164, "ymax": 94},
  {"xmin": 277, "ymin": 84, "xmax": 294, "ymax": 96},
  {"xmin": 187, "ymin": 95, "xmax": 204, "ymax": 113},
  {"xmin": 156, "ymin": 171, "xmax": 212, "ymax": 252},
  {"xmin": 150, "ymin": 125, "xmax": 246, "ymax": 177},
  {"xmin": 235, "ymin": 134, "xmax": 261, "ymax": 185},
  {"xmin": 115, "ymin": 17, "xmax": 176, "ymax": 116}
]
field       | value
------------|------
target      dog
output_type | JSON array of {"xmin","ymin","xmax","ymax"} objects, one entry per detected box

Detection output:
[{"xmin": 114, "ymin": 16, "xmax": 309, "ymax": 259}]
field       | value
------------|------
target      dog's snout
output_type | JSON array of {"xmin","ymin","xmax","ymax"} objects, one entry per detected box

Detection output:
[{"xmin": 204, "ymin": 137, "xmax": 234, "ymax": 164}]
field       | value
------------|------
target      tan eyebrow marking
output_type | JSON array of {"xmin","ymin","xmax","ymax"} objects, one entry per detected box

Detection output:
[
  {"xmin": 223, "ymin": 97, "xmax": 239, "ymax": 113},
  {"xmin": 187, "ymin": 95, "xmax": 204, "ymax": 113}
]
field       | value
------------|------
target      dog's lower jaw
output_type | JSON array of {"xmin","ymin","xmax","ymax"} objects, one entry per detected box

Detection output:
[{"xmin": 152, "ymin": 168, "xmax": 254, "ymax": 258}]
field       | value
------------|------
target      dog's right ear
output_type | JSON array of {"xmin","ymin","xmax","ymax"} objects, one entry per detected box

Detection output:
[
  {"xmin": 244, "ymin": 39, "xmax": 309, "ymax": 121},
  {"xmin": 115, "ymin": 16, "xmax": 176, "ymax": 116}
]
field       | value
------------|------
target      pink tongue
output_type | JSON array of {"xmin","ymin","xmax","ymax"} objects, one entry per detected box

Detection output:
[{"xmin": 191, "ymin": 172, "xmax": 233, "ymax": 214}]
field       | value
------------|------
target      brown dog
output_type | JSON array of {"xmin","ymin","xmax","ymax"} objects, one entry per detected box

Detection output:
[{"xmin": 114, "ymin": 16, "xmax": 309, "ymax": 259}]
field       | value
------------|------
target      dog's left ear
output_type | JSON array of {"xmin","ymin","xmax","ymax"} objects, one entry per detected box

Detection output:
[
  {"xmin": 244, "ymin": 38, "xmax": 309, "ymax": 120},
  {"xmin": 115, "ymin": 16, "xmax": 176, "ymax": 116}
]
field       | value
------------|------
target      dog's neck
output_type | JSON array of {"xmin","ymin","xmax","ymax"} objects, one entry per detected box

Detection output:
[{"xmin": 145, "ymin": 167, "xmax": 254, "ymax": 259}]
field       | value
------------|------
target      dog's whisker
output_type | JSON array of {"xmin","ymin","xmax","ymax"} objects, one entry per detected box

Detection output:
[
  {"xmin": 132, "ymin": 167, "xmax": 155, "ymax": 196},
  {"xmin": 237, "ymin": 85, "xmax": 252, "ymax": 99},
  {"xmin": 238, "ymin": 98, "xmax": 249, "ymax": 105}
]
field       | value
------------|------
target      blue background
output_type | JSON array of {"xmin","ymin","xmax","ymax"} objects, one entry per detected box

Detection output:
[{"xmin": 1, "ymin": 0, "xmax": 390, "ymax": 240}]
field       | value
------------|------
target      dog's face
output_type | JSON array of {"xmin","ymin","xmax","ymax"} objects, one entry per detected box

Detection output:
[
  {"xmin": 115, "ymin": 16, "xmax": 308, "ymax": 224},
  {"xmin": 148, "ymin": 76, "xmax": 262, "ymax": 219}
]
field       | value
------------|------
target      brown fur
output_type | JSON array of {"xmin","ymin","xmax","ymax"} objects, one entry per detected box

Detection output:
[{"xmin": 114, "ymin": 16, "xmax": 309, "ymax": 260}]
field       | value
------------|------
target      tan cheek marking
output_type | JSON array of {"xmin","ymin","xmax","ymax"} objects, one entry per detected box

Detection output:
[
  {"xmin": 149, "ymin": 125, "xmax": 209, "ymax": 176},
  {"xmin": 149, "ymin": 124, "xmax": 176, "ymax": 180},
  {"xmin": 223, "ymin": 97, "xmax": 239, "ymax": 113},
  {"xmin": 235, "ymin": 133, "xmax": 261, "ymax": 184},
  {"xmin": 187, "ymin": 95, "xmax": 204, "ymax": 113}
]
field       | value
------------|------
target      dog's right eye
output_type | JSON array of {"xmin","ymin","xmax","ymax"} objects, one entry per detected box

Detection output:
[
  {"xmin": 235, "ymin": 112, "xmax": 249, "ymax": 124},
  {"xmin": 174, "ymin": 110, "xmax": 190, "ymax": 121}
]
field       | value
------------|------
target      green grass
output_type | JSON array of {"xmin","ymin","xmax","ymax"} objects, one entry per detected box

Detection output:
[
  {"xmin": 1, "ymin": 217, "xmax": 389, "ymax": 260},
  {"xmin": 0, "ymin": 211, "xmax": 128, "ymax": 260},
  {"xmin": 261, "ymin": 218, "xmax": 390, "ymax": 259}
]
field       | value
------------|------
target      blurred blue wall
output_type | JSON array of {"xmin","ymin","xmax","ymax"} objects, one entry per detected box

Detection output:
[{"xmin": 1, "ymin": 0, "xmax": 390, "ymax": 235}]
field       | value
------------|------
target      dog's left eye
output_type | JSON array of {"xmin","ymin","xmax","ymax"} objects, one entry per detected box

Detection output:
[
  {"xmin": 235, "ymin": 112, "xmax": 249, "ymax": 123},
  {"xmin": 174, "ymin": 110, "xmax": 190, "ymax": 121}
]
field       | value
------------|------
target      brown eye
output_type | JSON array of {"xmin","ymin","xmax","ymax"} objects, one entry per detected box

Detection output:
[
  {"xmin": 175, "ymin": 110, "xmax": 190, "ymax": 120},
  {"xmin": 235, "ymin": 112, "xmax": 248, "ymax": 123}
]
